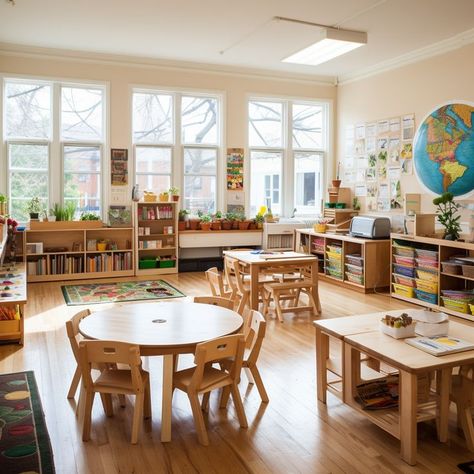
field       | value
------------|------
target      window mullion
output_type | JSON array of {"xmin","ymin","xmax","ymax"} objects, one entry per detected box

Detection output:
[
  {"xmin": 51, "ymin": 83, "xmax": 61, "ymax": 208},
  {"xmin": 174, "ymin": 93, "xmax": 181, "ymax": 204}
]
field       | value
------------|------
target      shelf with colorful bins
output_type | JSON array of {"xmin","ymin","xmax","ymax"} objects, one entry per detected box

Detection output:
[{"xmin": 325, "ymin": 241, "xmax": 343, "ymax": 280}]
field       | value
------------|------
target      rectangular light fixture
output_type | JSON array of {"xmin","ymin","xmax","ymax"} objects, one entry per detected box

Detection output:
[{"xmin": 282, "ymin": 27, "xmax": 367, "ymax": 66}]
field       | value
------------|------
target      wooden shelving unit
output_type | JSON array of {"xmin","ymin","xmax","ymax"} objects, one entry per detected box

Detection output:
[
  {"xmin": 25, "ymin": 227, "xmax": 134, "ymax": 282},
  {"xmin": 390, "ymin": 233, "xmax": 474, "ymax": 322},
  {"xmin": 296, "ymin": 229, "xmax": 391, "ymax": 293},
  {"xmin": 135, "ymin": 201, "xmax": 178, "ymax": 275}
]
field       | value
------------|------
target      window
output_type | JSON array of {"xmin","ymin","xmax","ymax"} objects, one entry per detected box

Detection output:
[
  {"xmin": 132, "ymin": 90, "xmax": 221, "ymax": 213},
  {"xmin": 3, "ymin": 78, "xmax": 106, "ymax": 221},
  {"xmin": 248, "ymin": 98, "xmax": 327, "ymax": 217}
]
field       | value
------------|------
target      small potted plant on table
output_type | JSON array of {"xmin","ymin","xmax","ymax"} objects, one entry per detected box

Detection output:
[{"xmin": 26, "ymin": 197, "xmax": 43, "ymax": 221}]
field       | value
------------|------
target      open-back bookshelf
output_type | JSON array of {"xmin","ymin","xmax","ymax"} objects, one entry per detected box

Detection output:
[
  {"xmin": 25, "ymin": 226, "xmax": 134, "ymax": 282},
  {"xmin": 134, "ymin": 201, "xmax": 178, "ymax": 275}
]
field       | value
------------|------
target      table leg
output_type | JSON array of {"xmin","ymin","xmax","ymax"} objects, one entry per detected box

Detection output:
[
  {"xmin": 310, "ymin": 261, "xmax": 321, "ymax": 314},
  {"xmin": 161, "ymin": 354, "xmax": 174, "ymax": 442},
  {"xmin": 343, "ymin": 342, "xmax": 361, "ymax": 402},
  {"xmin": 315, "ymin": 327, "xmax": 329, "ymax": 403},
  {"xmin": 437, "ymin": 368, "xmax": 451, "ymax": 443},
  {"xmin": 250, "ymin": 264, "xmax": 259, "ymax": 310},
  {"xmin": 400, "ymin": 370, "xmax": 417, "ymax": 466}
]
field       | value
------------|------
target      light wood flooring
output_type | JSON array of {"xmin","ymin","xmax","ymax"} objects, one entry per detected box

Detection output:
[{"xmin": 0, "ymin": 272, "xmax": 472, "ymax": 473}]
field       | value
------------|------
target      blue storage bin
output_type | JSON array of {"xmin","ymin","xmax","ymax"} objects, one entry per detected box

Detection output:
[
  {"xmin": 393, "ymin": 263, "xmax": 416, "ymax": 278},
  {"xmin": 414, "ymin": 288, "xmax": 438, "ymax": 305}
]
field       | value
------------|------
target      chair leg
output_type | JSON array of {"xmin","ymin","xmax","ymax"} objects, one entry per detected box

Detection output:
[
  {"xmin": 131, "ymin": 392, "xmax": 145, "ymax": 444},
  {"xmin": 82, "ymin": 391, "xmax": 95, "ymax": 442},
  {"xmin": 459, "ymin": 403, "xmax": 474, "ymax": 452},
  {"xmin": 76, "ymin": 384, "xmax": 85, "ymax": 418},
  {"xmin": 273, "ymin": 291, "xmax": 284, "ymax": 323},
  {"xmin": 100, "ymin": 393, "xmax": 114, "ymax": 417},
  {"xmin": 250, "ymin": 366, "xmax": 269, "ymax": 403},
  {"xmin": 219, "ymin": 386, "xmax": 231, "ymax": 409},
  {"xmin": 230, "ymin": 384, "xmax": 248, "ymax": 428},
  {"xmin": 144, "ymin": 382, "xmax": 152, "ymax": 419},
  {"xmin": 68, "ymin": 366, "xmax": 81, "ymax": 399},
  {"xmin": 244, "ymin": 367, "xmax": 255, "ymax": 384},
  {"xmin": 201, "ymin": 392, "xmax": 210, "ymax": 413},
  {"xmin": 237, "ymin": 291, "xmax": 249, "ymax": 315},
  {"xmin": 118, "ymin": 394, "xmax": 126, "ymax": 408},
  {"xmin": 188, "ymin": 392, "xmax": 209, "ymax": 446}
]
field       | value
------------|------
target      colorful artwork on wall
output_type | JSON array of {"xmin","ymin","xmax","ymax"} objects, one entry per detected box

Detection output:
[{"xmin": 226, "ymin": 148, "xmax": 244, "ymax": 190}]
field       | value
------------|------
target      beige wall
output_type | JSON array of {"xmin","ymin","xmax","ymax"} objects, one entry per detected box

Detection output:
[
  {"xmin": 0, "ymin": 51, "xmax": 336, "ymax": 210},
  {"xmin": 337, "ymin": 42, "xmax": 474, "ymax": 216}
]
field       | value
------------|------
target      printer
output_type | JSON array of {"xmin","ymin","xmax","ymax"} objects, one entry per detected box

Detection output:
[{"xmin": 349, "ymin": 216, "xmax": 391, "ymax": 239}]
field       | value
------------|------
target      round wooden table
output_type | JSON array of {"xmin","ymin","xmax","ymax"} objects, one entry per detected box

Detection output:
[{"xmin": 79, "ymin": 301, "xmax": 243, "ymax": 442}]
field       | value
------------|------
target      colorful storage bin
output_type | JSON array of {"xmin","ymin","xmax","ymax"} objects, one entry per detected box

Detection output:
[
  {"xmin": 415, "ymin": 289, "xmax": 438, "ymax": 305},
  {"xmin": 393, "ymin": 273, "xmax": 416, "ymax": 287},
  {"xmin": 327, "ymin": 245, "xmax": 342, "ymax": 254},
  {"xmin": 415, "ymin": 258, "xmax": 438, "ymax": 269},
  {"xmin": 394, "ymin": 255, "xmax": 415, "ymax": 266},
  {"xmin": 416, "ymin": 249, "xmax": 439, "ymax": 259},
  {"xmin": 441, "ymin": 296, "xmax": 469, "ymax": 314},
  {"xmin": 345, "ymin": 263, "xmax": 363, "ymax": 275},
  {"xmin": 393, "ymin": 244, "xmax": 416, "ymax": 258},
  {"xmin": 346, "ymin": 272, "xmax": 364, "ymax": 285},
  {"xmin": 416, "ymin": 269, "xmax": 438, "ymax": 282},
  {"xmin": 393, "ymin": 263, "xmax": 416, "ymax": 278},
  {"xmin": 346, "ymin": 254, "xmax": 364, "ymax": 266},
  {"xmin": 393, "ymin": 283, "xmax": 415, "ymax": 298},
  {"xmin": 415, "ymin": 279, "xmax": 438, "ymax": 294}
]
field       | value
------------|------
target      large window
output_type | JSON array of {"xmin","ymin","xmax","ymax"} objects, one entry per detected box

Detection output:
[
  {"xmin": 3, "ymin": 79, "xmax": 106, "ymax": 221},
  {"xmin": 248, "ymin": 98, "xmax": 327, "ymax": 217},
  {"xmin": 132, "ymin": 90, "xmax": 221, "ymax": 214}
]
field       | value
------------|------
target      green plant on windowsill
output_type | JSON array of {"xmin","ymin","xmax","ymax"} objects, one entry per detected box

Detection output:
[
  {"xmin": 199, "ymin": 214, "xmax": 212, "ymax": 223},
  {"xmin": 26, "ymin": 197, "xmax": 43, "ymax": 219},
  {"xmin": 80, "ymin": 212, "xmax": 100, "ymax": 221},
  {"xmin": 178, "ymin": 209, "xmax": 189, "ymax": 221}
]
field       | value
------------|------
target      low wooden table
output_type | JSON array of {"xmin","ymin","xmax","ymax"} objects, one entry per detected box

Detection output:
[
  {"xmin": 79, "ymin": 302, "xmax": 243, "ymax": 442},
  {"xmin": 314, "ymin": 311, "xmax": 474, "ymax": 465},
  {"xmin": 224, "ymin": 250, "xmax": 321, "ymax": 314}
]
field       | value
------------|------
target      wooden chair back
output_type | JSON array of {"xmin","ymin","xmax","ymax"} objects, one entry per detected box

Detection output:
[
  {"xmin": 79, "ymin": 340, "xmax": 143, "ymax": 392},
  {"xmin": 190, "ymin": 334, "xmax": 245, "ymax": 391},
  {"xmin": 66, "ymin": 309, "xmax": 91, "ymax": 363},
  {"xmin": 232, "ymin": 259, "xmax": 249, "ymax": 295},
  {"xmin": 224, "ymin": 256, "xmax": 238, "ymax": 293},
  {"xmin": 244, "ymin": 310, "xmax": 266, "ymax": 366},
  {"xmin": 194, "ymin": 296, "xmax": 234, "ymax": 310},
  {"xmin": 205, "ymin": 267, "xmax": 227, "ymax": 297}
]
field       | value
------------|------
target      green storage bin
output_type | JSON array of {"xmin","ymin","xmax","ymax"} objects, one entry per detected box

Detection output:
[
  {"xmin": 159, "ymin": 259, "xmax": 176, "ymax": 268},
  {"xmin": 139, "ymin": 258, "xmax": 157, "ymax": 269}
]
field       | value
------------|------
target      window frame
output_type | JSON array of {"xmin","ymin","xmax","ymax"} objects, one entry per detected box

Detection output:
[
  {"xmin": 247, "ymin": 95, "xmax": 330, "ymax": 218},
  {"xmin": 1, "ymin": 75, "xmax": 108, "ymax": 222}
]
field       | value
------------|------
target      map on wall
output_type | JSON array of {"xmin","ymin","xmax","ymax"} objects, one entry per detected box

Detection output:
[{"xmin": 413, "ymin": 102, "xmax": 474, "ymax": 197}]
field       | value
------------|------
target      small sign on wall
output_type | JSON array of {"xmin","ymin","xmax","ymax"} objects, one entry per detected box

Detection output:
[
  {"xmin": 226, "ymin": 148, "xmax": 244, "ymax": 190},
  {"xmin": 111, "ymin": 148, "xmax": 128, "ymax": 186}
]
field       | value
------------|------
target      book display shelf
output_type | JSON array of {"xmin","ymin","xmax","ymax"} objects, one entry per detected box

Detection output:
[
  {"xmin": 135, "ymin": 201, "xmax": 178, "ymax": 275},
  {"xmin": 390, "ymin": 233, "xmax": 474, "ymax": 322},
  {"xmin": 25, "ymin": 226, "xmax": 134, "ymax": 282},
  {"xmin": 296, "ymin": 229, "xmax": 391, "ymax": 293}
]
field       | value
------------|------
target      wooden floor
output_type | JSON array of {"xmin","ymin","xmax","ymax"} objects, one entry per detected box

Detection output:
[{"xmin": 0, "ymin": 272, "xmax": 472, "ymax": 473}]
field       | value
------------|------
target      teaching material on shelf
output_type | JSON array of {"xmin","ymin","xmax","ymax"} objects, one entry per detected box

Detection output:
[
  {"xmin": 356, "ymin": 375, "xmax": 399, "ymax": 410},
  {"xmin": 406, "ymin": 336, "xmax": 474, "ymax": 356}
]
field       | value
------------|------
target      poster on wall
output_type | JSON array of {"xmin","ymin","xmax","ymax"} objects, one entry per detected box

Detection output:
[
  {"xmin": 226, "ymin": 148, "xmax": 244, "ymax": 190},
  {"xmin": 111, "ymin": 148, "xmax": 128, "ymax": 186}
]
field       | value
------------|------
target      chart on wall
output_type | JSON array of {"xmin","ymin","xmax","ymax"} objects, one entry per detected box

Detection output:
[
  {"xmin": 226, "ymin": 148, "xmax": 244, "ymax": 190},
  {"xmin": 343, "ymin": 113, "xmax": 415, "ymax": 211},
  {"xmin": 413, "ymin": 102, "xmax": 474, "ymax": 198}
]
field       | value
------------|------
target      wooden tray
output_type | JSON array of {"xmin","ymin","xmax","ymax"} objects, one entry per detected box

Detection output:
[{"xmin": 29, "ymin": 220, "xmax": 104, "ymax": 230}]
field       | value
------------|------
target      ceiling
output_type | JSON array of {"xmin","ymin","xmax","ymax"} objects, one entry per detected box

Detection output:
[{"xmin": 1, "ymin": 0, "xmax": 474, "ymax": 82}]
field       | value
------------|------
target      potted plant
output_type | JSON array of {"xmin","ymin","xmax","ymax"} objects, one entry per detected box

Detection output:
[
  {"xmin": 80, "ymin": 211, "xmax": 100, "ymax": 221},
  {"xmin": 26, "ymin": 197, "xmax": 43, "ymax": 220},
  {"xmin": 332, "ymin": 162, "xmax": 342, "ymax": 188},
  {"xmin": 433, "ymin": 192, "xmax": 462, "ymax": 240},
  {"xmin": 313, "ymin": 217, "xmax": 331, "ymax": 233},
  {"xmin": 63, "ymin": 201, "xmax": 77, "ymax": 221},
  {"xmin": 169, "ymin": 187, "xmax": 180, "ymax": 202},
  {"xmin": 200, "ymin": 213, "xmax": 212, "ymax": 231},
  {"xmin": 159, "ymin": 191, "xmax": 169, "ymax": 202},
  {"xmin": 178, "ymin": 209, "xmax": 189, "ymax": 231},
  {"xmin": 352, "ymin": 197, "xmax": 361, "ymax": 211},
  {"xmin": 211, "ymin": 211, "xmax": 222, "ymax": 230},
  {"xmin": 255, "ymin": 206, "xmax": 266, "ymax": 229},
  {"xmin": 0, "ymin": 194, "xmax": 7, "ymax": 215},
  {"xmin": 97, "ymin": 239, "xmax": 108, "ymax": 251},
  {"xmin": 235, "ymin": 212, "xmax": 250, "ymax": 230},
  {"xmin": 222, "ymin": 212, "xmax": 234, "ymax": 230},
  {"xmin": 249, "ymin": 218, "xmax": 257, "ymax": 230},
  {"xmin": 265, "ymin": 208, "xmax": 275, "ymax": 223},
  {"xmin": 188, "ymin": 211, "xmax": 201, "ymax": 230}
]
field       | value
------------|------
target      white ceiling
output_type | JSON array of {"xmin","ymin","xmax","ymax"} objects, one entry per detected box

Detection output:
[{"xmin": 1, "ymin": 0, "xmax": 474, "ymax": 82}]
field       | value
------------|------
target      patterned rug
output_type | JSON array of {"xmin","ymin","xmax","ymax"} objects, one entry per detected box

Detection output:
[
  {"xmin": 0, "ymin": 371, "xmax": 55, "ymax": 474},
  {"xmin": 61, "ymin": 279, "xmax": 185, "ymax": 305}
]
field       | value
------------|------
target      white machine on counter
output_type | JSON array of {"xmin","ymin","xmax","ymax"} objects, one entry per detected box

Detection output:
[{"xmin": 349, "ymin": 216, "xmax": 391, "ymax": 239}]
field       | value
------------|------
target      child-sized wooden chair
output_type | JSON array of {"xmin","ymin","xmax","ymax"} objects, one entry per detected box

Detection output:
[
  {"xmin": 451, "ymin": 365, "xmax": 474, "ymax": 451},
  {"xmin": 205, "ymin": 267, "xmax": 232, "ymax": 299},
  {"xmin": 79, "ymin": 340, "xmax": 151, "ymax": 444},
  {"xmin": 172, "ymin": 334, "xmax": 247, "ymax": 446},
  {"xmin": 194, "ymin": 295, "xmax": 234, "ymax": 310}
]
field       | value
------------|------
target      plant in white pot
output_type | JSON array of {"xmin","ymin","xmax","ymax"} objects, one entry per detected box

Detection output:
[{"xmin": 26, "ymin": 197, "xmax": 43, "ymax": 220}]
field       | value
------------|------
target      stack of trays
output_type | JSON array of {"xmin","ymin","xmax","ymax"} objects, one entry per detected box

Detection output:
[
  {"xmin": 326, "ymin": 244, "xmax": 342, "ymax": 279},
  {"xmin": 441, "ymin": 290, "xmax": 474, "ymax": 314},
  {"xmin": 345, "ymin": 253, "xmax": 364, "ymax": 285}
]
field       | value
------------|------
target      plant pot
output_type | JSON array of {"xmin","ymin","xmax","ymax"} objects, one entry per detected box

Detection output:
[
  {"xmin": 97, "ymin": 242, "xmax": 107, "ymax": 251},
  {"xmin": 171, "ymin": 195, "xmax": 179, "ymax": 202},
  {"xmin": 222, "ymin": 220, "xmax": 233, "ymax": 230},
  {"xmin": 29, "ymin": 213, "xmax": 39, "ymax": 220},
  {"xmin": 189, "ymin": 218, "xmax": 200, "ymax": 230},
  {"xmin": 159, "ymin": 193, "xmax": 169, "ymax": 202},
  {"xmin": 178, "ymin": 221, "xmax": 186, "ymax": 231},
  {"xmin": 211, "ymin": 221, "xmax": 222, "ymax": 231},
  {"xmin": 200, "ymin": 222, "xmax": 212, "ymax": 231},
  {"xmin": 0, "ymin": 203, "xmax": 6, "ymax": 215},
  {"xmin": 256, "ymin": 222, "xmax": 263, "ymax": 229},
  {"xmin": 313, "ymin": 223, "xmax": 327, "ymax": 233},
  {"xmin": 47, "ymin": 215, "xmax": 57, "ymax": 222},
  {"xmin": 232, "ymin": 220, "xmax": 239, "ymax": 230},
  {"xmin": 332, "ymin": 179, "xmax": 341, "ymax": 188},
  {"xmin": 249, "ymin": 222, "xmax": 257, "ymax": 230},
  {"xmin": 238, "ymin": 221, "xmax": 250, "ymax": 230}
]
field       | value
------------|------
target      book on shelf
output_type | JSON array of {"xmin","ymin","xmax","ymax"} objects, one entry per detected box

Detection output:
[
  {"xmin": 406, "ymin": 336, "xmax": 474, "ymax": 356},
  {"xmin": 140, "ymin": 205, "xmax": 173, "ymax": 220}
]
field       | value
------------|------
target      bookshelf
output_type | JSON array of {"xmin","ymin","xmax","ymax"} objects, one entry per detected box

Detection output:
[
  {"xmin": 25, "ymin": 227, "xmax": 134, "ymax": 282},
  {"xmin": 135, "ymin": 201, "xmax": 178, "ymax": 275}
]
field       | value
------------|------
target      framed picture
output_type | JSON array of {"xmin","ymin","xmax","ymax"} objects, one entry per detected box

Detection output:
[{"xmin": 111, "ymin": 148, "xmax": 128, "ymax": 186}]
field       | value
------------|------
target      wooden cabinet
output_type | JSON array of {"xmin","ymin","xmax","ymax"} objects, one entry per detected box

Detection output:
[
  {"xmin": 296, "ymin": 229, "xmax": 391, "ymax": 293},
  {"xmin": 390, "ymin": 233, "xmax": 474, "ymax": 322},
  {"xmin": 25, "ymin": 226, "xmax": 134, "ymax": 282},
  {"xmin": 134, "ymin": 201, "xmax": 178, "ymax": 275}
]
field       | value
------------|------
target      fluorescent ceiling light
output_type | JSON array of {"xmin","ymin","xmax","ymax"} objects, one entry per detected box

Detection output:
[{"xmin": 282, "ymin": 27, "xmax": 367, "ymax": 66}]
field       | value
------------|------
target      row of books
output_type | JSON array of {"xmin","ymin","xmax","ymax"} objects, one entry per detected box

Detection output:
[
  {"xmin": 140, "ymin": 205, "xmax": 173, "ymax": 220},
  {"xmin": 86, "ymin": 252, "xmax": 132, "ymax": 272}
]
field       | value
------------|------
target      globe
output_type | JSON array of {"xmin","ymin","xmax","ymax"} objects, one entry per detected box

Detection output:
[{"xmin": 414, "ymin": 102, "xmax": 474, "ymax": 198}]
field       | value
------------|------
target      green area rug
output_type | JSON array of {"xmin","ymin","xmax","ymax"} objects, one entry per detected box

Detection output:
[
  {"xmin": 61, "ymin": 280, "xmax": 185, "ymax": 305},
  {"xmin": 0, "ymin": 371, "xmax": 55, "ymax": 474}
]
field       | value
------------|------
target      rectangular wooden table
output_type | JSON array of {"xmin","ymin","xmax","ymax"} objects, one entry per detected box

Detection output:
[
  {"xmin": 314, "ymin": 311, "xmax": 474, "ymax": 465},
  {"xmin": 224, "ymin": 250, "xmax": 321, "ymax": 314}
]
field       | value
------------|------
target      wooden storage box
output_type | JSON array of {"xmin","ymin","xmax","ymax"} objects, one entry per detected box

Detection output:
[
  {"xmin": 30, "ymin": 220, "xmax": 103, "ymax": 230},
  {"xmin": 0, "ymin": 319, "xmax": 21, "ymax": 334},
  {"xmin": 379, "ymin": 321, "xmax": 416, "ymax": 339}
]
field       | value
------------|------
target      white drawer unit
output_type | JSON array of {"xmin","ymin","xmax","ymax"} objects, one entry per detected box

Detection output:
[{"xmin": 263, "ymin": 220, "xmax": 308, "ymax": 251}]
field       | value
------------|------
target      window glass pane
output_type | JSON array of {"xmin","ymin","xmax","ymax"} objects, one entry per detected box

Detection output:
[
  {"xmin": 181, "ymin": 96, "xmax": 218, "ymax": 145},
  {"xmin": 8, "ymin": 144, "xmax": 49, "ymax": 221},
  {"xmin": 61, "ymin": 87, "xmax": 103, "ymax": 141},
  {"xmin": 293, "ymin": 104, "xmax": 323, "ymax": 149},
  {"xmin": 5, "ymin": 82, "xmax": 51, "ymax": 139},
  {"xmin": 250, "ymin": 151, "xmax": 282, "ymax": 216},
  {"xmin": 136, "ymin": 147, "xmax": 171, "ymax": 174},
  {"xmin": 136, "ymin": 174, "xmax": 171, "ymax": 193},
  {"xmin": 64, "ymin": 145, "xmax": 101, "ymax": 215},
  {"xmin": 184, "ymin": 176, "xmax": 216, "ymax": 214},
  {"xmin": 184, "ymin": 148, "xmax": 216, "ymax": 174},
  {"xmin": 248, "ymin": 101, "xmax": 282, "ymax": 147},
  {"xmin": 133, "ymin": 92, "xmax": 173, "ymax": 144},
  {"xmin": 294, "ymin": 152, "xmax": 322, "ymax": 215}
]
